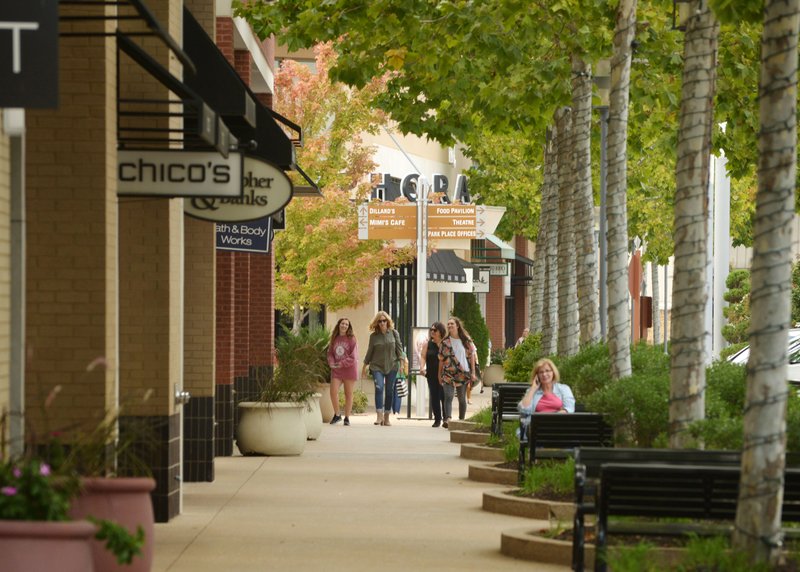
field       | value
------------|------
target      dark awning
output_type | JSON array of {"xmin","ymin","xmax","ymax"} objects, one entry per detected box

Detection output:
[
  {"xmin": 426, "ymin": 251, "xmax": 467, "ymax": 283},
  {"xmin": 182, "ymin": 7, "xmax": 296, "ymax": 170}
]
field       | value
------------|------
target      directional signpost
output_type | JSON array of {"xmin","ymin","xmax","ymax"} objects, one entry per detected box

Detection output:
[{"xmin": 358, "ymin": 202, "xmax": 487, "ymax": 242}]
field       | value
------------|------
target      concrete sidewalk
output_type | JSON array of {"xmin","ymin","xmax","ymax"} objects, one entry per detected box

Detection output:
[{"xmin": 154, "ymin": 389, "xmax": 569, "ymax": 571}]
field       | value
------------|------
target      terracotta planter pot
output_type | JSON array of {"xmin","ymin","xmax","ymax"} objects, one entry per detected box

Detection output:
[
  {"xmin": 0, "ymin": 520, "xmax": 95, "ymax": 572},
  {"xmin": 69, "ymin": 477, "xmax": 156, "ymax": 572},
  {"xmin": 237, "ymin": 402, "xmax": 307, "ymax": 455}
]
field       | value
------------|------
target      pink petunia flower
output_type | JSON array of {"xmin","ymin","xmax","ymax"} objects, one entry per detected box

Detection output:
[
  {"xmin": 1, "ymin": 486, "xmax": 17, "ymax": 496},
  {"xmin": 39, "ymin": 464, "xmax": 51, "ymax": 477}
]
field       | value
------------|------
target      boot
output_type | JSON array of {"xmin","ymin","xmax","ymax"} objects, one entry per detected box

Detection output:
[
  {"xmin": 374, "ymin": 411, "xmax": 383, "ymax": 425},
  {"xmin": 383, "ymin": 412, "xmax": 391, "ymax": 426}
]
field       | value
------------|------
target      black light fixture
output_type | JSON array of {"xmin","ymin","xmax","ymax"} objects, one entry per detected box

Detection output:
[{"xmin": 672, "ymin": 0, "xmax": 691, "ymax": 31}]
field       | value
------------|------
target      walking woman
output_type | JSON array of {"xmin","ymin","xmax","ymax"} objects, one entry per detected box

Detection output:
[
  {"xmin": 361, "ymin": 311, "xmax": 405, "ymax": 426},
  {"xmin": 421, "ymin": 321, "xmax": 446, "ymax": 427},
  {"xmin": 327, "ymin": 317, "xmax": 359, "ymax": 426},
  {"xmin": 438, "ymin": 316, "xmax": 477, "ymax": 428}
]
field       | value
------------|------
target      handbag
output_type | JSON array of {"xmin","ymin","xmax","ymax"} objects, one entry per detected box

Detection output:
[{"xmin": 395, "ymin": 374, "xmax": 408, "ymax": 398}]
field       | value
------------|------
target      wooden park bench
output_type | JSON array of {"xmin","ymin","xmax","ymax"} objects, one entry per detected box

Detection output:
[
  {"xmin": 490, "ymin": 382, "xmax": 529, "ymax": 436},
  {"xmin": 588, "ymin": 462, "xmax": 800, "ymax": 572},
  {"xmin": 517, "ymin": 413, "xmax": 613, "ymax": 485}
]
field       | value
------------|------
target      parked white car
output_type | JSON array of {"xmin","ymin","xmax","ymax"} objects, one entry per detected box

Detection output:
[{"xmin": 727, "ymin": 328, "xmax": 800, "ymax": 387}]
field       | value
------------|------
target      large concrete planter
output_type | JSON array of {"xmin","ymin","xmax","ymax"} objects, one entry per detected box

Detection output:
[
  {"xmin": 467, "ymin": 462, "xmax": 518, "ymax": 485},
  {"xmin": 450, "ymin": 429, "xmax": 490, "ymax": 444},
  {"xmin": 316, "ymin": 383, "xmax": 335, "ymax": 422},
  {"xmin": 460, "ymin": 443, "xmax": 505, "ymax": 462},
  {"xmin": 483, "ymin": 364, "xmax": 505, "ymax": 387},
  {"xmin": 304, "ymin": 393, "xmax": 323, "ymax": 440},
  {"xmin": 69, "ymin": 477, "xmax": 156, "ymax": 572},
  {"xmin": 500, "ymin": 526, "xmax": 687, "ymax": 570},
  {"xmin": 447, "ymin": 420, "xmax": 476, "ymax": 432},
  {"xmin": 482, "ymin": 489, "xmax": 573, "ymax": 521},
  {"xmin": 236, "ymin": 402, "xmax": 307, "ymax": 456},
  {"xmin": 0, "ymin": 520, "xmax": 96, "ymax": 572}
]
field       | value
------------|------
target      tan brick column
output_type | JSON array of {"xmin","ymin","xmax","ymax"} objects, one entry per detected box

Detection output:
[{"xmin": 25, "ymin": 2, "xmax": 117, "ymax": 439}]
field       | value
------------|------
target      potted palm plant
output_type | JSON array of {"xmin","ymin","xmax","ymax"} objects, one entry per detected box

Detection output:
[{"xmin": 236, "ymin": 327, "xmax": 330, "ymax": 455}]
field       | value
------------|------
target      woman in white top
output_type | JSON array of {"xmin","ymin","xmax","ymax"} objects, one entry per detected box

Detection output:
[{"xmin": 438, "ymin": 316, "xmax": 477, "ymax": 428}]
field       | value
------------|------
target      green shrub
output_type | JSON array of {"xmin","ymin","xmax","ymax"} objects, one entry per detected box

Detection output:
[
  {"xmin": 630, "ymin": 342, "xmax": 670, "ymax": 377},
  {"xmin": 586, "ymin": 370, "xmax": 670, "ymax": 447},
  {"xmin": 552, "ymin": 342, "xmax": 611, "ymax": 402},
  {"xmin": 503, "ymin": 333, "xmax": 543, "ymax": 382},
  {"xmin": 719, "ymin": 341, "xmax": 748, "ymax": 361},
  {"xmin": 454, "ymin": 293, "xmax": 490, "ymax": 368},
  {"xmin": 519, "ymin": 458, "xmax": 573, "ymax": 497},
  {"xmin": 338, "ymin": 388, "xmax": 368, "ymax": 414},
  {"xmin": 722, "ymin": 269, "xmax": 751, "ymax": 345}
]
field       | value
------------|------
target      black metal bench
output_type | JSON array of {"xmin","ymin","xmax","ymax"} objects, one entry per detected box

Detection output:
[
  {"xmin": 591, "ymin": 462, "xmax": 800, "ymax": 572},
  {"xmin": 517, "ymin": 413, "xmax": 613, "ymax": 485},
  {"xmin": 571, "ymin": 448, "xmax": 741, "ymax": 571},
  {"xmin": 490, "ymin": 382, "xmax": 528, "ymax": 436}
]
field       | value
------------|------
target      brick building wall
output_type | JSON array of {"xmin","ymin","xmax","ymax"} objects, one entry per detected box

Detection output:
[
  {"xmin": 25, "ymin": 1, "xmax": 117, "ymax": 432},
  {"xmin": 487, "ymin": 275, "xmax": 506, "ymax": 350}
]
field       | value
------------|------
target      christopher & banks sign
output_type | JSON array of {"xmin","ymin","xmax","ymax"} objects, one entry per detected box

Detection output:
[{"xmin": 184, "ymin": 156, "xmax": 293, "ymax": 222}]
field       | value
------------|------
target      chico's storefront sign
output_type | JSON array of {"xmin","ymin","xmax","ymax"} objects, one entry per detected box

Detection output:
[
  {"xmin": 117, "ymin": 150, "xmax": 243, "ymax": 198},
  {"xmin": 183, "ymin": 156, "xmax": 293, "ymax": 222}
]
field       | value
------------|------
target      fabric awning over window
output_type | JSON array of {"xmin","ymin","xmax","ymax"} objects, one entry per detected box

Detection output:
[
  {"xmin": 486, "ymin": 234, "xmax": 516, "ymax": 260},
  {"xmin": 426, "ymin": 250, "xmax": 467, "ymax": 283}
]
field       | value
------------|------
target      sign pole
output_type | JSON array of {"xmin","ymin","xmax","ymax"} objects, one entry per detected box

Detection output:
[{"xmin": 415, "ymin": 177, "xmax": 429, "ymax": 418}]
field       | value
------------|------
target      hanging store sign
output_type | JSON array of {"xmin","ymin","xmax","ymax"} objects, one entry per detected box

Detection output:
[
  {"xmin": 0, "ymin": 0, "xmax": 59, "ymax": 108},
  {"xmin": 183, "ymin": 156, "xmax": 293, "ymax": 221},
  {"xmin": 482, "ymin": 263, "xmax": 508, "ymax": 276},
  {"xmin": 473, "ymin": 268, "xmax": 490, "ymax": 293},
  {"xmin": 118, "ymin": 150, "xmax": 242, "ymax": 197},
  {"xmin": 215, "ymin": 216, "xmax": 272, "ymax": 254}
]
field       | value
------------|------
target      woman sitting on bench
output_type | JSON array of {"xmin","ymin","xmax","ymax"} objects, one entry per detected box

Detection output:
[{"xmin": 518, "ymin": 358, "xmax": 575, "ymax": 425}]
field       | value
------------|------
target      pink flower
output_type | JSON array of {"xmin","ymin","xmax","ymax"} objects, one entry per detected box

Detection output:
[
  {"xmin": 39, "ymin": 463, "xmax": 51, "ymax": 477},
  {"xmin": 1, "ymin": 486, "xmax": 17, "ymax": 496},
  {"xmin": 12, "ymin": 467, "xmax": 21, "ymax": 478}
]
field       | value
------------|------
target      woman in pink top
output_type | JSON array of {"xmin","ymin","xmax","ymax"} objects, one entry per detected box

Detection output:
[
  {"xmin": 518, "ymin": 358, "xmax": 575, "ymax": 415},
  {"xmin": 327, "ymin": 318, "xmax": 359, "ymax": 426}
]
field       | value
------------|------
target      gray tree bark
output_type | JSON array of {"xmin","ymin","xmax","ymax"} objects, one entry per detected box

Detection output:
[
  {"xmin": 733, "ymin": 0, "xmax": 800, "ymax": 563},
  {"xmin": 556, "ymin": 107, "xmax": 579, "ymax": 357},
  {"xmin": 572, "ymin": 56, "xmax": 601, "ymax": 347},
  {"xmin": 606, "ymin": 0, "xmax": 637, "ymax": 379},
  {"xmin": 541, "ymin": 126, "xmax": 559, "ymax": 355},
  {"xmin": 669, "ymin": 0, "xmax": 718, "ymax": 448}
]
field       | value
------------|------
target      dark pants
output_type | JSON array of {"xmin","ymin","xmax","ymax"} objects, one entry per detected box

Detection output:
[{"xmin": 426, "ymin": 376, "xmax": 445, "ymax": 421}]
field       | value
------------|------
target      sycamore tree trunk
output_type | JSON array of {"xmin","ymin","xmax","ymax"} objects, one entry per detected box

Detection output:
[
  {"xmin": 651, "ymin": 263, "xmax": 661, "ymax": 347},
  {"xmin": 292, "ymin": 303, "xmax": 305, "ymax": 335},
  {"xmin": 556, "ymin": 106, "xmax": 579, "ymax": 357},
  {"xmin": 541, "ymin": 126, "xmax": 559, "ymax": 355},
  {"xmin": 606, "ymin": 0, "xmax": 637, "ymax": 379},
  {"xmin": 572, "ymin": 56, "xmax": 601, "ymax": 347},
  {"xmin": 530, "ymin": 139, "xmax": 548, "ymax": 335},
  {"xmin": 669, "ymin": 0, "xmax": 719, "ymax": 448},
  {"xmin": 733, "ymin": 0, "xmax": 800, "ymax": 563}
]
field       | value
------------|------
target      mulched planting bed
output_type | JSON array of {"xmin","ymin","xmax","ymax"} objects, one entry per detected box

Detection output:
[{"xmin": 510, "ymin": 486, "xmax": 572, "ymax": 503}]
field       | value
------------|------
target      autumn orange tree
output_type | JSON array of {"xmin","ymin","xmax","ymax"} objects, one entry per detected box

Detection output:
[{"xmin": 273, "ymin": 43, "xmax": 413, "ymax": 331}]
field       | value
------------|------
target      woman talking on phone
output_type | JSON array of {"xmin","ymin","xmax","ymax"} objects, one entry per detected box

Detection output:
[{"xmin": 518, "ymin": 358, "xmax": 575, "ymax": 416}]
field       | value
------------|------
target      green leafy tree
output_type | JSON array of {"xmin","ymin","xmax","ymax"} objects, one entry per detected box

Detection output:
[
  {"xmin": 271, "ymin": 44, "xmax": 413, "ymax": 330},
  {"xmin": 722, "ymin": 269, "xmax": 751, "ymax": 345},
  {"xmin": 453, "ymin": 293, "xmax": 489, "ymax": 370}
]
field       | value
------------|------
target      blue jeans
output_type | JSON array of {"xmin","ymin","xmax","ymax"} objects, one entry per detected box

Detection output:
[{"xmin": 371, "ymin": 369, "xmax": 398, "ymax": 412}]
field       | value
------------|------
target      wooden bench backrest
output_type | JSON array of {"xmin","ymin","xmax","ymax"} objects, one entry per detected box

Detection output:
[
  {"xmin": 599, "ymin": 463, "xmax": 800, "ymax": 522},
  {"xmin": 530, "ymin": 413, "xmax": 613, "ymax": 449}
]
